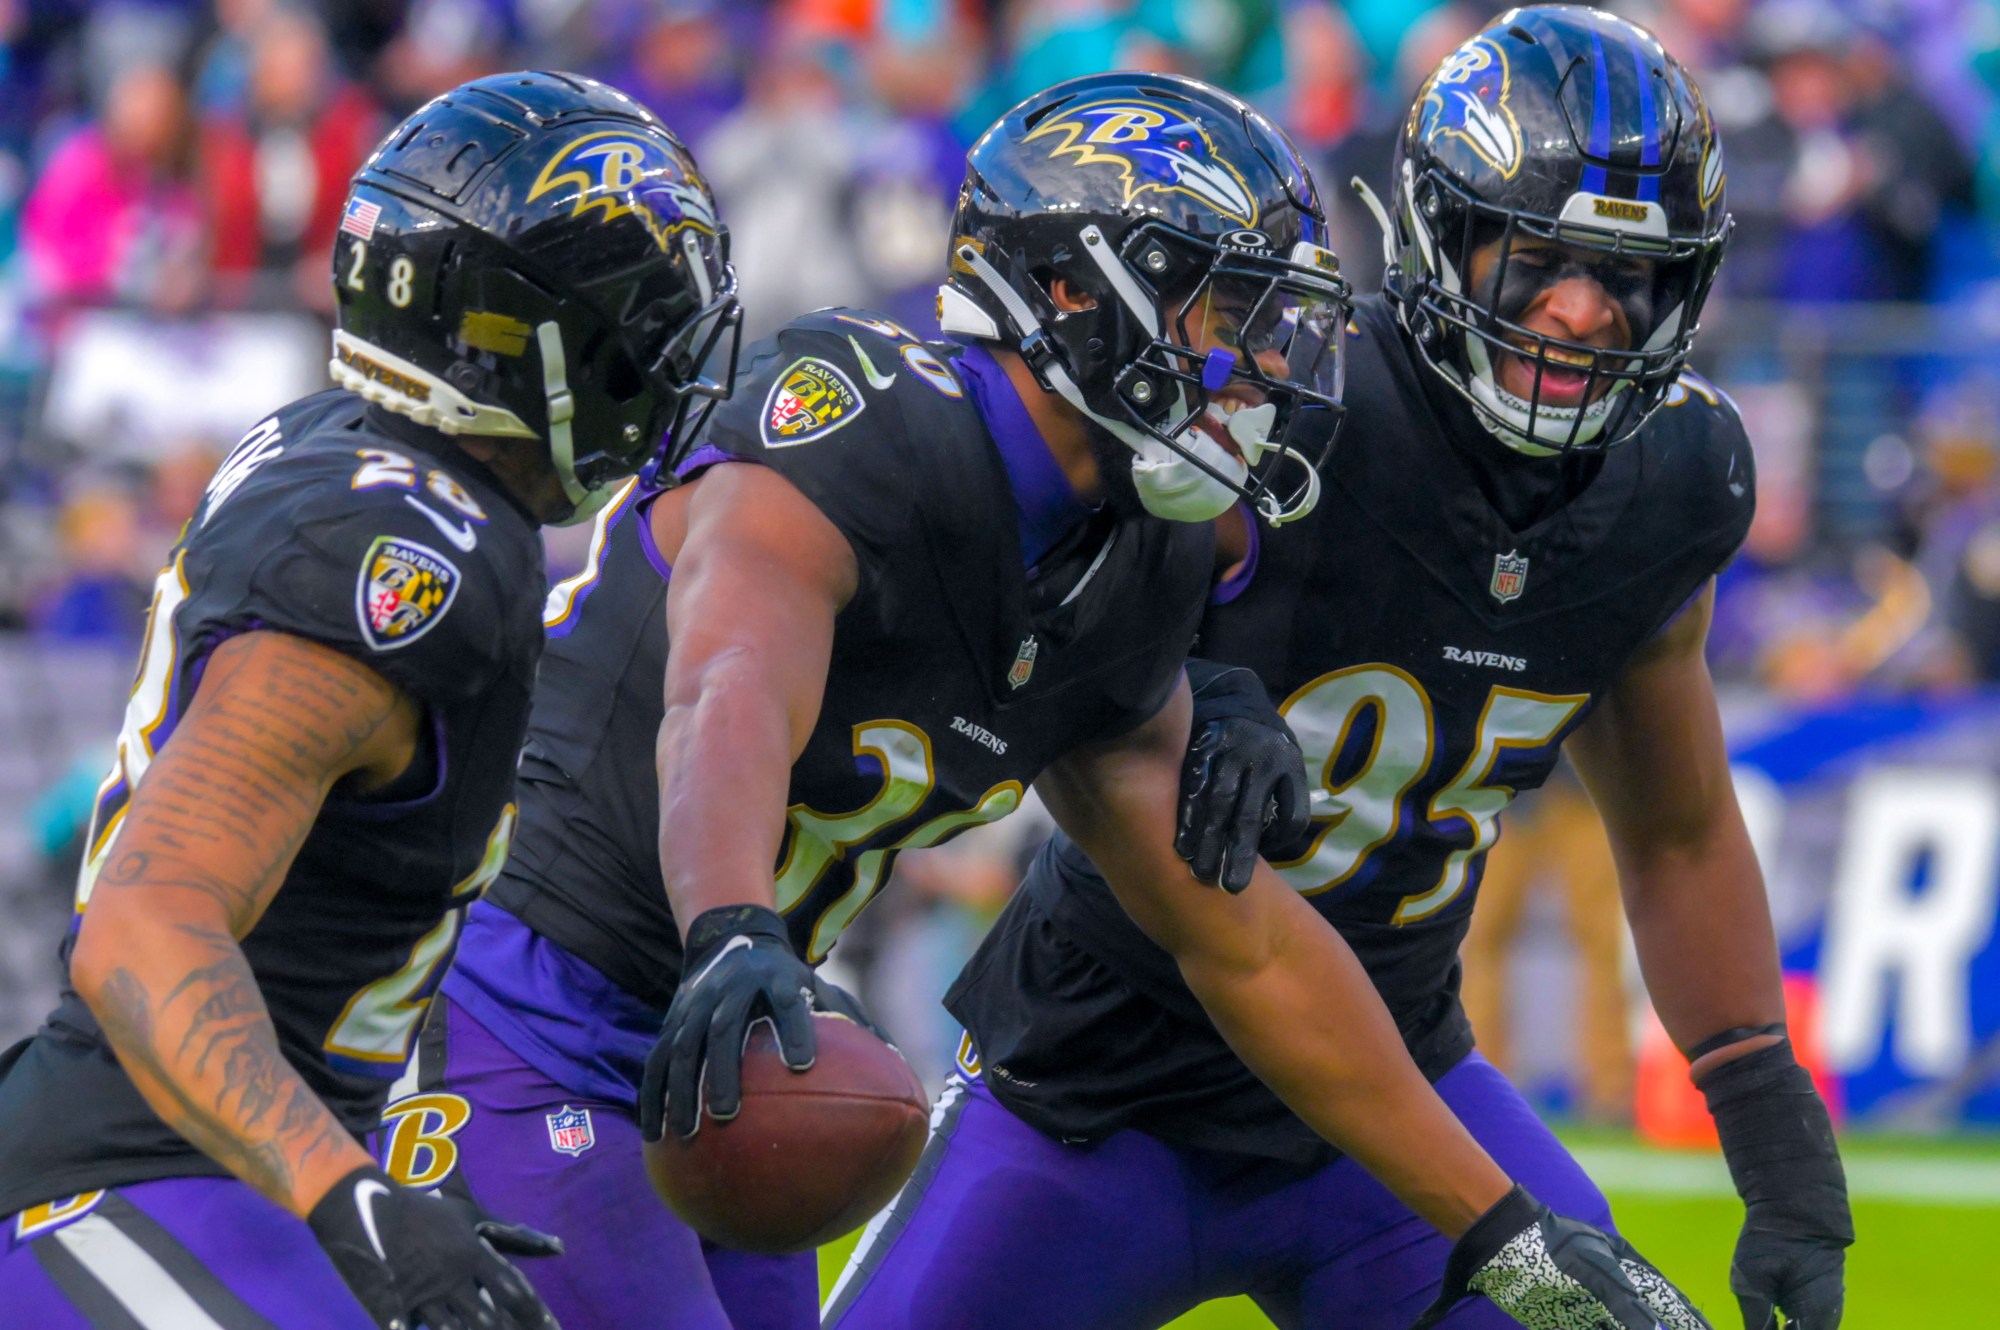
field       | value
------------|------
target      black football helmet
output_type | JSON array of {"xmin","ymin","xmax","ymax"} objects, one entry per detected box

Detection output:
[
  {"xmin": 331, "ymin": 72, "xmax": 739, "ymax": 522},
  {"xmin": 1369, "ymin": 6, "xmax": 1731, "ymax": 455},
  {"xmin": 939, "ymin": 72, "xmax": 1350, "ymax": 525}
]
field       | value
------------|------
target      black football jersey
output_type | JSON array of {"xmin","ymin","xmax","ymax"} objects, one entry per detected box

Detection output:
[
  {"xmin": 950, "ymin": 294, "xmax": 1756, "ymax": 1163},
  {"xmin": 488, "ymin": 310, "xmax": 1210, "ymax": 1008},
  {"xmin": 0, "ymin": 390, "xmax": 545, "ymax": 1215}
]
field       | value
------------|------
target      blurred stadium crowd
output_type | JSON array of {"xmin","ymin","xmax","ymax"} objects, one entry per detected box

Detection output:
[{"xmin": 7, "ymin": 0, "xmax": 2000, "ymax": 1112}]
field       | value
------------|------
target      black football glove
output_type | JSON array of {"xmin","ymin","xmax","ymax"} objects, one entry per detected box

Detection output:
[
  {"xmin": 1413, "ymin": 1186, "xmax": 1713, "ymax": 1330},
  {"xmin": 1697, "ymin": 1038, "xmax": 1852, "ymax": 1330},
  {"xmin": 1176, "ymin": 659, "xmax": 1311, "ymax": 893},
  {"xmin": 307, "ymin": 1164, "xmax": 562, "ymax": 1330},
  {"xmin": 640, "ymin": 902, "xmax": 884, "ymax": 1141}
]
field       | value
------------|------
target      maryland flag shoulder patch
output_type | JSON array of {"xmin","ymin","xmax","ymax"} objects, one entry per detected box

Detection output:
[
  {"xmin": 357, "ymin": 536, "xmax": 461, "ymax": 651},
  {"xmin": 762, "ymin": 357, "xmax": 865, "ymax": 448}
]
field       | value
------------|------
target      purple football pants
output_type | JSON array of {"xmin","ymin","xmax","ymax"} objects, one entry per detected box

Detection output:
[
  {"xmin": 0, "ymin": 1178, "xmax": 375, "ymax": 1329},
  {"xmin": 824, "ymin": 1052, "xmax": 1614, "ymax": 1330},
  {"xmin": 375, "ymin": 993, "xmax": 817, "ymax": 1330}
]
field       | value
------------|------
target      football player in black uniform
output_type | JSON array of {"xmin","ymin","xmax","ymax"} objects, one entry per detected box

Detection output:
[
  {"xmin": 0, "ymin": 74, "xmax": 738, "ymax": 1330},
  {"xmin": 376, "ymin": 70, "xmax": 1695, "ymax": 1330},
  {"xmin": 830, "ymin": 11, "xmax": 1848, "ymax": 1330}
]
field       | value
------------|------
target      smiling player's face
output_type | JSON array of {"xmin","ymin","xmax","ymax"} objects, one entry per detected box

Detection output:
[{"xmin": 1466, "ymin": 237, "xmax": 1656, "ymax": 411}]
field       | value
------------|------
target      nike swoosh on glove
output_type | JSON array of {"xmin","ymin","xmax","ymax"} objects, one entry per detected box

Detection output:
[{"xmin": 308, "ymin": 1164, "xmax": 562, "ymax": 1330}]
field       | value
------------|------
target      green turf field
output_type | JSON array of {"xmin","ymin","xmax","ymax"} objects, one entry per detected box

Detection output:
[{"xmin": 818, "ymin": 1131, "xmax": 2000, "ymax": 1326}]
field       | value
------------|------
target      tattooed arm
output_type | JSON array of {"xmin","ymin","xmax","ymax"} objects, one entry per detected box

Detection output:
[{"xmin": 67, "ymin": 630, "xmax": 422, "ymax": 1219}]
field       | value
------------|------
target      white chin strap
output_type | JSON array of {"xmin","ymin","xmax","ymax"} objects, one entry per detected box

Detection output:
[
  {"xmin": 939, "ymin": 241, "xmax": 1319, "ymax": 526},
  {"xmin": 536, "ymin": 321, "xmax": 619, "ymax": 527},
  {"xmin": 330, "ymin": 325, "xmax": 617, "ymax": 526}
]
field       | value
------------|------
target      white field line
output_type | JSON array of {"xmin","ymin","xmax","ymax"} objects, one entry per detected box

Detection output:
[{"xmin": 1570, "ymin": 1145, "xmax": 2000, "ymax": 1208}]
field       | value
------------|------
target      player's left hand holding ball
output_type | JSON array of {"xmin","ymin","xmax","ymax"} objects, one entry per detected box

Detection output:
[
  {"xmin": 642, "ymin": 902, "xmax": 886, "ymax": 1140},
  {"xmin": 307, "ymin": 1164, "xmax": 563, "ymax": 1330},
  {"xmin": 1176, "ymin": 660, "xmax": 1311, "ymax": 893},
  {"xmin": 1412, "ymin": 1186, "xmax": 1712, "ymax": 1330}
]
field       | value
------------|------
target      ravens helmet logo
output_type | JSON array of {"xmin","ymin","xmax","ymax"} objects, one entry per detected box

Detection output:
[{"xmin": 1024, "ymin": 99, "xmax": 1259, "ymax": 228}]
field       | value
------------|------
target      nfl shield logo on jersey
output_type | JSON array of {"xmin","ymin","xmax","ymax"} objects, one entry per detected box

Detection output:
[
  {"xmin": 1489, "ymin": 550, "xmax": 1529, "ymax": 604},
  {"xmin": 546, "ymin": 1105, "xmax": 594, "ymax": 1156},
  {"xmin": 1007, "ymin": 634, "xmax": 1039, "ymax": 689}
]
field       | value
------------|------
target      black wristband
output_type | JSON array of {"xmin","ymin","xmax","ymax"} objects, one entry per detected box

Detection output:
[
  {"xmin": 681, "ymin": 903, "xmax": 791, "ymax": 971},
  {"xmin": 1698, "ymin": 1040, "xmax": 1853, "ymax": 1245}
]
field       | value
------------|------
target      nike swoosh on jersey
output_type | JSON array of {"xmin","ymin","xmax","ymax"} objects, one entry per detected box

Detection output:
[
  {"xmin": 847, "ymin": 336, "xmax": 897, "ymax": 392},
  {"xmin": 404, "ymin": 495, "xmax": 479, "ymax": 552}
]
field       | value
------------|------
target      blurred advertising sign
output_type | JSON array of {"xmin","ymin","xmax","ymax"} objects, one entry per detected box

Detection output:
[
  {"xmin": 40, "ymin": 311, "xmax": 326, "ymax": 459},
  {"xmin": 1728, "ymin": 693, "xmax": 2000, "ymax": 1124}
]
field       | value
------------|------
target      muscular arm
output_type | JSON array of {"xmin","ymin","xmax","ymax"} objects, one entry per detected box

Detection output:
[
  {"xmin": 68, "ymin": 631, "xmax": 422, "ymax": 1217},
  {"xmin": 1036, "ymin": 680, "xmax": 1512, "ymax": 1237},
  {"xmin": 1567, "ymin": 581, "xmax": 1786, "ymax": 1076},
  {"xmin": 655, "ymin": 464, "xmax": 860, "ymax": 922}
]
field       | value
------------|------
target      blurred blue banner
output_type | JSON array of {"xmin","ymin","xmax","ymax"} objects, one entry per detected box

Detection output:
[{"xmin": 1731, "ymin": 692, "xmax": 2000, "ymax": 1124}]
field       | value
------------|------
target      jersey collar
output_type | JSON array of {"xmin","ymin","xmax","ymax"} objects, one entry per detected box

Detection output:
[{"xmin": 953, "ymin": 340, "xmax": 1092, "ymax": 568}]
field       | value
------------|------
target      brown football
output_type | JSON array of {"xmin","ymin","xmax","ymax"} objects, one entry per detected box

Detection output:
[{"xmin": 643, "ymin": 1013, "xmax": 929, "ymax": 1254}]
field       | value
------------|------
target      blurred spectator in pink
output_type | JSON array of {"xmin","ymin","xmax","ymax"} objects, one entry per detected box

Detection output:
[
  {"xmin": 1649, "ymin": 0, "xmax": 1752, "ymax": 68},
  {"xmin": 202, "ymin": 6, "xmax": 384, "ymax": 312},
  {"xmin": 18, "ymin": 60, "xmax": 206, "ymax": 316}
]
